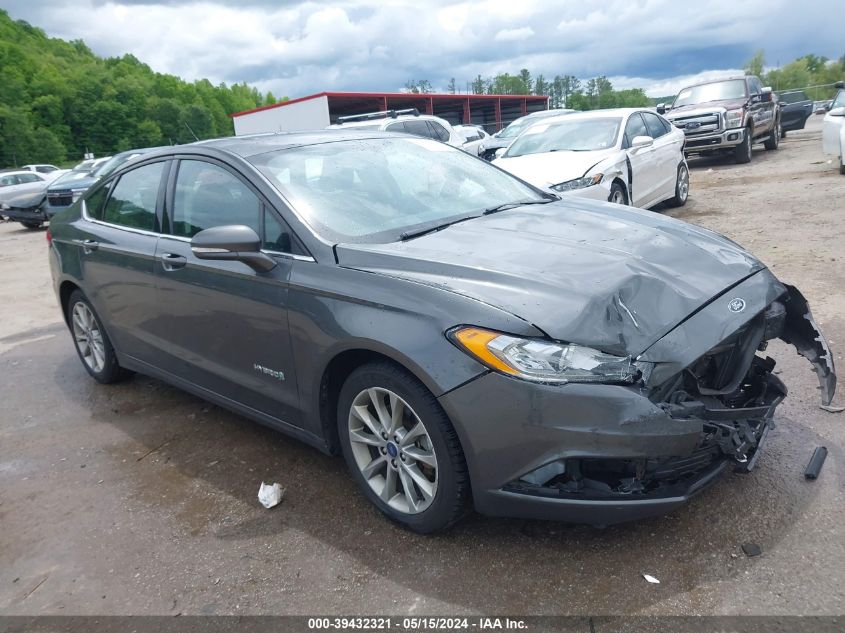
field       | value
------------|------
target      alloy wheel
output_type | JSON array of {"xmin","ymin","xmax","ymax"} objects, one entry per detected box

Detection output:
[
  {"xmin": 677, "ymin": 165, "xmax": 689, "ymax": 202},
  {"xmin": 71, "ymin": 301, "xmax": 105, "ymax": 373},
  {"xmin": 609, "ymin": 189, "xmax": 626, "ymax": 204},
  {"xmin": 347, "ymin": 387, "xmax": 438, "ymax": 514}
]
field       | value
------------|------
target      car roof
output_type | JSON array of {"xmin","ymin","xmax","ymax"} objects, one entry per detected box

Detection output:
[
  {"xmin": 186, "ymin": 129, "xmax": 419, "ymax": 158},
  {"xmin": 329, "ymin": 113, "xmax": 449, "ymax": 129},
  {"xmin": 0, "ymin": 170, "xmax": 42, "ymax": 177}
]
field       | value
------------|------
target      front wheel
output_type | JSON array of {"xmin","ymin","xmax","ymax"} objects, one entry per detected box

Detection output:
[
  {"xmin": 734, "ymin": 127, "xmax": 753, "ymax": 163},
  {"xmin": 608, "ymin": 181, "xmax": 628, "ymax": 205},
  {"xmin": 67, "ymin": 290, "xmax": 133, "ymax": 384},
  {"xmin": 666, "ymin": 163, "xmax": 690, "ymax": 207},
  {"xmin": 337, "ymin": 362, "xmax": 470, "ymax": 533}
]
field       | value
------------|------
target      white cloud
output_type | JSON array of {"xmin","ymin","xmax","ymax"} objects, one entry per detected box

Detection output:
[
  {"xmin": 494, "ymin": 27, "xmax": 535, "ymax": 42},
  {"xmin": 3, "ymin": 0, "xmax": 842, "ymax": 103}
]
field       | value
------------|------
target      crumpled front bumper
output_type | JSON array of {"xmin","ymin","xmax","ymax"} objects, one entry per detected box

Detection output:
[{"xmin": 438, "ymin": 270, "xmax": 835, "ymax": 525}]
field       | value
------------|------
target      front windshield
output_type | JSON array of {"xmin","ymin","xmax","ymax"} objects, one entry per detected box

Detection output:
[
  {"xmin": 250, "ymin": 137, "xmax": 545, "ymax": 243},
  {"xmin": 52, "ymin": 170, "xmax": 93, "ymax": 186},
  {"xmin": 832, "ymin": 90, "xmax": 845, "ymax": 109},
  {"xmin": 505, "ymin": 118, "xmax": 622, "ymax": 157},
  {"xmin": 498, "ymin": 119, "xmax": 530, "ymax": 139},
  {"xmin": 673, "ymin": 79, "xmax": 747, "ymax": 107}
]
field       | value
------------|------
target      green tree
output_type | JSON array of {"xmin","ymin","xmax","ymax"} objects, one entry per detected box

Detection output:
[{"xmin": 745, "ymin": 50, "xmax": 766, "ymax": 77}]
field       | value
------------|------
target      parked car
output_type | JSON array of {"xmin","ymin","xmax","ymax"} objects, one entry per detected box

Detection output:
[
  {"xmin": 659, "ymin": 76, "xmax": 780, "ymax": 163},
  {"xmin": 48, "ymin": 130, "xmax": 835, "ymax": 532},
  {"xmin": 327, "ymin": 109, "xmax": 464, "ymax": 147},
  {"xmin": 493, "ymin": 109, "xmax": 688, "ymax": 208},
  {"xmin": 0, "ymin": 170, "xmax": 53, "ymax": 228},
  {"xmin": 45, "ymin": 148, "xmax": 163, "ymax": 219},
  {"xmin": 478, "ymin": 109, "xmax": 574, "ymax": 160},
  {"xmin": 21, "ymin": 164, "xmax": 66, "ymax": 179},
  {"xmin": 815, "ymin": 100, "xmax": 832, "ymax": 114},
  {"xmin": 453, "ymin": 124, "xmax": 490, "ymax": 156},
  {"xmin": 71, "ymin": 156, "xmax": 112, "ymax": 173},
  {"xmin": 822, "ymin": 86, "xmax": 845, "ymax": 174},
  {"xmin": 777, "ymin": 90, "xmax": 814, "ymax": 136}
]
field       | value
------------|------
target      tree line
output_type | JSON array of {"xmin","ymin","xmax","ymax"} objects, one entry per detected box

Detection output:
[
  {"xmin": 0, "ymin": 10, "xmax": 283, "ymax": 167},
  {"xmin": 744, "ymin": 51, "xmax": 845, "ymax": 100},
  {"xmin": 405, "ymin": 71, "xmax": 652, "ymax": 110}
]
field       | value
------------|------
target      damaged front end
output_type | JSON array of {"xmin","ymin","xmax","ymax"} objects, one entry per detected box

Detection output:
[{"xmin": 504, "ymin": 280, "xmax": 836, "ymax": 507}]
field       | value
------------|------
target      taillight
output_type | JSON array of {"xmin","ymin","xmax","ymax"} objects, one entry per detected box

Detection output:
[{"xmin": 46, "ymin": 227, "xmax": 52, "ymax": 245}]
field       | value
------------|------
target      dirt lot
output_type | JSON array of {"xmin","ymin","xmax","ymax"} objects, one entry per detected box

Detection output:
[{"xmin": 1, "ymin": 116, "xmax": 844, "ymax": 619}]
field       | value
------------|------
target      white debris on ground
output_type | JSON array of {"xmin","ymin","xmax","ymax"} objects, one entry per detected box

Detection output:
[
  {"xmin": 642, "ymin": 574, "xmax": 660, "ymax": 584},
  {"xmin": 258, "ymin": 482, "xmax": 286, "ymax": 508}
]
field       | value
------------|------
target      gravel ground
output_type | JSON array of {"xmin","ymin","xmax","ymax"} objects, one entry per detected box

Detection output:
[{"xmin": 1, "ymin": 116, "xmax": 843, "ymax": 619}]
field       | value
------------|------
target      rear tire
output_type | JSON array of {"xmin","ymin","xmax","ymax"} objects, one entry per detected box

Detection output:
[
  {"xmin": 67, "ymin": 290, "xmax": 133, "ymax": 384},
  {"xmin": 781, "ymin": 129, "xmax": 787, "ymax": 139},
  {"xmin": 734, "ymin": 127, "xmax": 752, "ymax": 163},
  {"xmin": 666, "ymin": 163, "xmax": 689, "ymax": 207},
  {"xmin": 764, "ymin": 119, "xmax": 780, "ymax": 150},
  {"xmin": 337, "ymin": 361, "xmax": 470, "ymax": 533},
  {"xmin": 608, "ymin": 181, "xmax": 628, "ymax": 205}
]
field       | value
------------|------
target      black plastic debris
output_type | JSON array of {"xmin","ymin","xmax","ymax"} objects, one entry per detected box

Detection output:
[
  {"xmin": 741, "ymin": 542, "xmax": 762, "ymax": 557},
  {"xmin": 804, "ymin": 446, "xmax": 828, "ymax": 480}
]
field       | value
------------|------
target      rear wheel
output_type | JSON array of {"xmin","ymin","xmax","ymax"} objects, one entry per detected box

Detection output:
[
  {"xmin": 337, "ymin": 362, "xmax": 469, "ymax": 533},
  {"xmin": 666, "ymin": 163, "xmax": 690, "ymax": 207},
  {"xmin": 781, "ymin": 129, "xmax": 787, "ymax": 138},
  {"xmin": 764, "ymin": 119, "xmax": 780, "ymax": 150},
  {"xmin": 608, "ymin": 181, "xmax": 628, "ymax": 205},
  {"xmin": 734, "ymin": 127, "xmax": 753, "ymax": 163},
  {"xmin": 67, "ymin": 290, "xmax": 133, "ymax": 384}
]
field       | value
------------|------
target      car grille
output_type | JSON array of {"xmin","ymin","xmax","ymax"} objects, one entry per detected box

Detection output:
[
  {"xmin": 47, "ymin": 191, "xmax": 73, "ymax": 207},
  {"xmin": 671, "ymin": 112, "xmax": 722, "ymax": 137}
]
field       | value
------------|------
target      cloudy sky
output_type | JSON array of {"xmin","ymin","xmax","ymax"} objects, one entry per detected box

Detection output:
[{"xmin": 4, "ymin": 0, "xmax": 841, "ymax": 98}]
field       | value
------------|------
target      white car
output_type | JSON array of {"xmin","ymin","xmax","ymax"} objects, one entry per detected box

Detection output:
[
  {"xmin": 493, "ymin": 108, "xmax": 689, "ymax": 208},
  {"xmin": 328, "ymin": 109, "xmax": 464, "ymax": 147},
  {"xmin": 20, "ymin": 164, "xmax": 68, "ymax": 181},
  {"xmin": 822, "ymin": 88, "xmax": 845, "ymax": 175},
  {"xmin": 453, "ymin": 124, "xmax": 490, "ymax": 156}
]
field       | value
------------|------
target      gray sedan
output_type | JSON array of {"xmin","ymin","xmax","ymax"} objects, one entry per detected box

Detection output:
[{"xmin": 47, "ymin": 131, "xmax": 836, "ymax": 533}]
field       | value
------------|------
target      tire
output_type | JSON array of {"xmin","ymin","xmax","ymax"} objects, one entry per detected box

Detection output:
[
  {"xmin": 840, "ymin": 156, "xmax": 845, "ymax": 175},
  {"xmin": 764, "ymin": 119, "xmax": 780, "ymax": 150},
  {"xmin": 608, "ymin": 181, "xmax": 628, "ymax": 205},
  {"xmin": 21, "ymin": 221, "xmax": 42, "ymax": 229},
  {"xmin": 67, "ymin": 290, "xmax": 133, "ymax": 384},
  {"xmin": 666, "ymin": 163, "xmax": 690, "ymax": 207},
  {"xmin": 734, "ymin": 127, "xmax": 752, "ymax": 164},
  {"xmin": 337, "ymin": 361, "xmax": 470, "ymax": 533},
  {"xmin": 781, "ymin": 129, "xmax": 787, "ymax": 139}
]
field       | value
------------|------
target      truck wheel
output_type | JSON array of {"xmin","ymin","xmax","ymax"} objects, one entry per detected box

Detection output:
[
  {"xmin": 734, "ymin": 127, "xmax": 752, "ymax": 164},
  {"xmin": 764, "ymin": 119, "xmax": 780, "ymax": 150}
]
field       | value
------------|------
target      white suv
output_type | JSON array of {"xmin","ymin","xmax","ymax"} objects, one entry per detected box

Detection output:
[{"xmin": 327, "ymin": 109, "xmax": 464, "ymax": 148}]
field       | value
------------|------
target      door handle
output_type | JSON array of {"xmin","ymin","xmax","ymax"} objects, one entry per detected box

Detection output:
[
  {"xmin": 160, "ymin": 252, "xmax": 187, "ymax": 271},
  {"xmin": 81, "ymin": 239, "xmax": 99, "ymax": 253}
]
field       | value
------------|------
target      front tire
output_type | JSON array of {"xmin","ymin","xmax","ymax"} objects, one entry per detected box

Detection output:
[
  {"xmin": 666, "ymin": 163, "xmax": 690, "ymax": 207},
  {"xmin": 337, "ymin": 362, "xmax": 470, "ymax": 533},
  {"xmin": 735, "ymin": 127, "xmax": 752, "ymax": 163},
  {"xmin": 608, "ymin": 181, "xmax": 628, "ymax": 205},
  {"xmin": 67, "ymin": 290, "xmax": 133, "ymax": 384}
]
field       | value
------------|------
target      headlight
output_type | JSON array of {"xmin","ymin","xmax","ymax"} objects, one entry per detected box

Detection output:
[
  {"xmin": 551, "ymin": 173, "xmax": 603, "ymax": 192},
  {"xmin": 70, "ymin": 188, "xmax": 86, "ymax": 202},
  {"xmin": 724, "ymin": 108, "xmax": 744, "ymax": 129},
  {"xmin": 449, "ymin": 326, "xmax": 636, "ymax": 384}
]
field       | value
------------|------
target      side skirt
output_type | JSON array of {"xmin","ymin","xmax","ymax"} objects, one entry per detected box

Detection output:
[{"xmin": 116, "ymin": 352, "xmax": 332, "ymax": 455}]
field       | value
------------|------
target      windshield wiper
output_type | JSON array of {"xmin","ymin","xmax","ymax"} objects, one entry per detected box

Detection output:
[
  {"xmin": 399, "ymin": 215, "xmax": 481, "ymax": 241},
  {"xmin": 481, "ymin": 198, "xmax": 556, "ymax": 215}
]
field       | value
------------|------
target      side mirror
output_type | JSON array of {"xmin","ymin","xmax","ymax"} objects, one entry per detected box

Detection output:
[
  {"xmin": 630, "ymin": 135, "xmax": 654, "ymax": 151},
  {"xmin": 829, "ymin": 107, "xmax": 845, "ymax": 117},
  {"xmin": 656, "ymin": 103, "xmax": 666, "ymax": 114},
  {"xmin": 761, "ymin": 87, "xmax": 773, "ymax": 102},
  {"xmin": 191, "ymin": 225, "xmax": 276, "ymax": 272}
]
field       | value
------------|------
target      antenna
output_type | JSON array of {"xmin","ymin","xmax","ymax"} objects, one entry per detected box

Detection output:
[{"xmin": 184, "ymin": 122, "xmax": 200, "ymax": 142}]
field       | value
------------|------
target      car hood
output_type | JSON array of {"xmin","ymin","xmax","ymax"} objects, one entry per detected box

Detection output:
[
  {"xmin": 48, "ymin": 176, "xmax": 97, "ymax": 193},
  {"xmin": 494, "ymin": 149, "xmax": 618, "ymax": 188},
  {"xmin": 668, "ymin": 98, "xmax": 746, "ymax": 117},
  {"xmin": 335, "ymin": 200, "xmax": 764, "ymax": 357},
  {"xmin": 479, "ymin": 136, "xmax": 512, "ymax": 152},
  {"xmin": 1, "ymin": 187, "xmax": 47, "ymax": 209}
]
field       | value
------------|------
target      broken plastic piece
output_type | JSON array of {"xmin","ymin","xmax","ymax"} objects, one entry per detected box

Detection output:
[
  {"xmin": 258, "ymin": 482, "xmax": 285, "ymax": 508},
  {"xmin": 642, "ymin": 574, "xmax": 660, "ymax": 584},
  {"xmin": 741, "ymin": 542, "xmax": 762, "ymax": 557},
  {"xmin": 804, "ymin": 446, "xmax": 828, "ymax": 480}
]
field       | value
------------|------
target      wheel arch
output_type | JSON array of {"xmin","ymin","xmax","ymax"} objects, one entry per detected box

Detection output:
[{"xmin": 59, "ymin": 279, "xmax": 82, "ymax": 325}]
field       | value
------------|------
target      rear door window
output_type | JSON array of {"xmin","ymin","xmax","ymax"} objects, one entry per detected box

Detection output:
[
  {"xmin": 427, "ymin": 121, "xmax": 450, "ymax": 142},
  {"xmin": 102, "ymin": 162, "xmax": 165, "ymax": 231},
  {"xmin": 403, "ymin": 120, "xmax": 436, "ymax": 139},
  {"xmin": 17, "ymin": 173, "xmax": 44, "ymax": 183}
]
